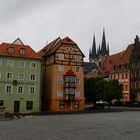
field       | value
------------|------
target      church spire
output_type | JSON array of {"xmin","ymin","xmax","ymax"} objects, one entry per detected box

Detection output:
[
  {"xmin": 91, "ymin": 34, "xmax": 97, "ymax": 58},
  {"xmin": 89, "ymin": 48, "xmax": 92, "ymax": 60},
  {"xmin": 107, "ymin": 42, "xmax": 109, "ymax": 55},
  {"xmin": 101, "ymin": 28, "xmax": 107, "ymax": 56}
]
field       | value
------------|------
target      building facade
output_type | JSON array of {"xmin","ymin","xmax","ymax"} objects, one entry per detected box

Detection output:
[
  {"xmin": 99, "ymin": 36, "xmax": 140, "ymax": 102},
  {"xmin": 0, "ymin": 38, "xmax": 42, "ymax": 113},
  {"xmin": 130, "ymin": 36, "xmax": 140, "ymax": 101},
  {"xmin": 38, "ymin": 37, "xmax": 85, "ymax": 112},
  {"xmin": 98, "ymin": 46, "xmax": 133, "ymax": 102}
]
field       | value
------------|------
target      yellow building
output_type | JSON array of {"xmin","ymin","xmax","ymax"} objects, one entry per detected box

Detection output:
[{"xmin": 38, "ymin": 37, "xmax": 85, "ymax": 112}]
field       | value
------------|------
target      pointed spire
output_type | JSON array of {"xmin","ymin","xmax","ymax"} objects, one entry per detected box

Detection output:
[
  {"xmin": 107, "ymin": 42, "xmax": 109, "ymax": 55},
  {"xmin": 91, "ymin": 34, "xmax": 97, "ymax": 58},
  {"xmin": 97, "ymin": 43, "xmax": 101, "ymax": 56},
  {"xmin": 89, "ymin": 48, "xmax": 92, "ymax": 60},
  {"xmin": 101, "ymin": 28, "xmax": 107, "ymax": 56}
]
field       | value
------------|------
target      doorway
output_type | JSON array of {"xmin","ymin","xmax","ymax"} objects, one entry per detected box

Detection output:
[{"xmin": 14, "ymin": 101, "xmax": 20, "ymax": 113}]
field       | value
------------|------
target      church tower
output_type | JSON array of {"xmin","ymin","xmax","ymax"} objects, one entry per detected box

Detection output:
[{"xmin": 89, "ymin": 29, "xmax": 109, "ymax": 67}]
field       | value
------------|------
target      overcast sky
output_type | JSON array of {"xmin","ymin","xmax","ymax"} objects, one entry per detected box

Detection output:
[{"xmin": 0, "ymin": 0, "xmax": 140, "ymax": 61}]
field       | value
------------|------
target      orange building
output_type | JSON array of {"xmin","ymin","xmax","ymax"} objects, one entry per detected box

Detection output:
[{"xmin": 38, "ymin": 37, "xmax": 85, "ymax": 112}]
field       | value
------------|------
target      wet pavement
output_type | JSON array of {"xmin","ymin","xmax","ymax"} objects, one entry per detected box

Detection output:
[{"xmin": 0, "ymin": 111, "xmax": 140, "ymax": 140}]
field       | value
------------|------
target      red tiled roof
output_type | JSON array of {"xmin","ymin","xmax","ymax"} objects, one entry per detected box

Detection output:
[
  {"xmin": 65, "ymin": 69, "xmax": 76, "ymax": 76},
  {"xmin": 99, "ymin": 52, "xmax": 123, "ymax": 74},
  {"xmin": 38, "ymin": 36, "xmax": 84, "ymax": 57},
  {"xmin": 0, "ymin": 42, "xmax": 41, "ymax": 59},
  {"xmin": 116, "ymin": 44, "xmax": 133, "ymax": 66},
  {"xmin": 99, "ymin": 43, "xmax": 133, "ymax": 75}
]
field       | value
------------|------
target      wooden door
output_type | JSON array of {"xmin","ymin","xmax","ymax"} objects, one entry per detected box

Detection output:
[{"xmin": 14, "ymin": 101, "xmax": 20, "ymax": 113}]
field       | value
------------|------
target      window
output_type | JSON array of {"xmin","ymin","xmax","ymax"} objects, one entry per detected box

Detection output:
[
  {"xmin": 5, "ymin": 85, "xmax": 12, "ymax": 94},
  {"xmin": 58, "ymin": 65, "xmax": 64, "ymax": 72},
  {"xmin": 59, "ymin": 53, "xmax": 64, "ymax": 60},
  {"xmin": 57, "ymin": 89, "xmax": 63, "ymax": 97},
  {"xmin": 57, "ymin": 76, "xmax": 63, "ymax": 84},
  {"xmin": 125, "ymin": 73, "xmax": 127, "ymax": 79},
  {"xmin": 30, "ymin": 62, "xmax": 37, "ymax": 69},
  {"xmin": 19, "ymin": 48, "xmax": 25, "ymax": 54},
  {"xmin": 17, "ymin": 86, "xmax": 24, "ymax": 94},
  {"xmin": 74, "ymin": 101, "xmax": 79, "ymax": 109},
  {"xmin": 66, "ymin": 46, "xmax": 73, "ymax": 51},
  {"xmin": 65, "ymin": 88, "xmax": 75, "ymax": 95},
  {"xmin": 59, "ymin": 101, "xmax": 65, "ymax": 109},
  {"xmin": 75, "ymin": 90, "xmax": 80, "ymax": 97},
  {"xmin": 26, "ymin": 101, "xmax": 33, "ymax": 110},
  {"xmin": 30, "ymin": 74, "xmax": 36, "ymax": 81},
  {"xmin": 7, "ymin": 60, "xmax": 14, "ymax": 67},
  {"xmin": 125, "ymin": 85, "xmax": 128, "ymax": 91},
  {"xmin": 18, "ymin": 73, "xmax": 24, "ymax": 80},
  {"xmin": 75, "ymin": 78, "xmax": 80, "ymax": 84},
  {"xmin": 29, "ymin": 86, "xmax": 36, "ymax": 94},
  {"xmin": 66, "ymin": 76, "xmax": 75, "ymax": 83},
  {"xmin": 0, "ymin": 59, "xmax": 2, "ymax": 66},
  {"xmin": 0, "ymin": 100, "xmax": 4, "ymax": 106},
  {"xmin": 7, "ymin": 47, "xmax": 14, "ymax": 53},
  {"xmin": 19, "ymin": 61, "xmax": 25, "ymax": 68},
  {"xmin": 76, "ymin": 67, "xmax": 80, "ymax": 72},
  {"xmin": 122, "ymin": 73, "xmax": 124, "ymax": 79},
  {"xmin": 6, "ymin": 72, "xmax": 13, "ymax": 79},
  {"xmin": 75, "ymin": 55, "xmax": 81, "ymax": 62}
]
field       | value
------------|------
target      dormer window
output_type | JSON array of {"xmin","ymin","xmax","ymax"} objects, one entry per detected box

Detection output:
[
  {"xmin": 66, "ymin": 46, "xmax": 73, "ymax": 51},
  {"xmin": 8, "ymin": 47, "xmax": 14, "ymax": 53},
  {"xmin": 19, "ymin": 48, "xmax": 25, "ymax": 54}
]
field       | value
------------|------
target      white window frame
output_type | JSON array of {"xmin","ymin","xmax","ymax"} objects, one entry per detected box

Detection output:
[
  {"xmin": 30, "ymin": 74, "xmax": 36, "ymax": 81},
  {"xmin": 57, "ymin": 89, "xmax": 63, "ymax": 97},
  {"xmin": 58, "ymin": 65, "xmax": 64, "ymax": 72},
  {"xmin": 75, "ymin": 90, "xmax": 80, "ymax": 97},
  {"xmin": 19, "ymin": 61, "xmax": 25, "ymax": 68},
  {"xmin": 6, "ymin": 72, "xmax": 13, "ymax": 80},
  {"xmin": 57, "ymin": 76, "xmax": 63, "ymax": 84},
  {"xmin": 75, "ymin": 78, "xmax": 80, "ymax": 84},
  {"xmin": 19, "ymin": 48, "xmax": 25, "ymax": 54},
  {"xmin": 17, "ymin": 86, "xmax": 24, "ymax": 94},
  {"xmin": 30, "ymin": 62, "xmax": 37, "ymax": 69},
  {"xmin": 59, "ymin": 53, "xmax": 64, "ymax": 60},
  {"xmin": 7, "ymin": 60, "xmax": 14, "ymax": 67},
  {"xmin": 75, "ymin": 55, "xmax": 81, "ymax": 62},
  {"xmin": 18, "ymin": 73, "xmax": 25, "ymax": 81},
  {"xmin": 76, "ymin": 66, "xmax": 80, "ymax": 72},
  {"xmin": 5, "ymin": 85, "xmax": 12, "ymax": 94},
  {"xmin": 29, "ymin": 86, "xmax": 36, "ymax": 94},
  {"xmin": 8, "ymin": 47, "xmax": 14, "ymax": 53},
  {"xmin": 0, "ymin": 59, "xmax": 2, "ymax": 66}
]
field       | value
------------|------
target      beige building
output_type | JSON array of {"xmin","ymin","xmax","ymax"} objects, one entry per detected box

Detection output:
[{"xmin": 38, "ymin": 37, "xmax": 85, "ymax": 112}]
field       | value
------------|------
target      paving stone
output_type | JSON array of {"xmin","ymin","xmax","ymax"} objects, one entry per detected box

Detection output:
[{"xmin": 0, "ymin": 111, "xmax": 140, "ymax": 140}]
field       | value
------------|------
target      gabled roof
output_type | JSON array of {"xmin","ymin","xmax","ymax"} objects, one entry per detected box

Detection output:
[
  {"xmin": 99, "ymin": 43, "xmax": 134, "ymax": 75},
  {"xmin": 38, "ymin": 36, "xmax": 85, "ymax": 57},
  {"xmin": 0, "ymin": 38, "xmax": 41, "ymax": 59},
  {"xmin": 99, "ymin": 51, "xmax": 123, "ymax": 74},
  {"xmin": 64, "ymin": 69, "xmax": 76, "ymax": 76},
  {"xmin": 116, "ymin": 44, "xmax": 133, "ymax": 66}
]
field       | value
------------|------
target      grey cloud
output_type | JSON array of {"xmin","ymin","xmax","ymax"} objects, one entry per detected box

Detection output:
[{"xmin": 0, "ymin": 0, "xmax": 140, "ymax": 61}]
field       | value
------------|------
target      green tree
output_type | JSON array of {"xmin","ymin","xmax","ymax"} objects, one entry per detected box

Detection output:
[{"xmin": 84, "ymin": 77, "xmax": 123, "ymax": 103}]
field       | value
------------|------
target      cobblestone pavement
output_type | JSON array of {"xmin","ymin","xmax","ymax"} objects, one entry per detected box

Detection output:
[{"xmin": 0, "ymin": 111, "xmax": 140, "ymax": 140}]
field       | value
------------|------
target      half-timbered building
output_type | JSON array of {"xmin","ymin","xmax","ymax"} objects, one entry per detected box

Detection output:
[{"xmin": 38, "ymin": 36, "xmax": 85, "ymax": 112}]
